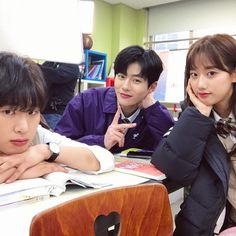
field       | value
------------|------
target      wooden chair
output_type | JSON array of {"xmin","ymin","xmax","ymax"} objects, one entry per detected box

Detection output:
[{"xmin": 30, "ymin": 183, "xmax": 173, "ymax": 236}]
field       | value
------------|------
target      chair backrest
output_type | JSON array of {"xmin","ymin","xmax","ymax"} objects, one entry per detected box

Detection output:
[{"xmin": 30, "ymin": 183, "xmax": 173, "ymax": 236}]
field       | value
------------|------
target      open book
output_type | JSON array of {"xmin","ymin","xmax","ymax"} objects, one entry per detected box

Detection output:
[
  {"xmin": 0, "ymin": 167, "xmax": 112, "ymax": 207},
  {"xmin": 115, "ymin": 159, "xmax": 166, "ymax": 181}
]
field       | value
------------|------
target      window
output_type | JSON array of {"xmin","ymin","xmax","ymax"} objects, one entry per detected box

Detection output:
[{"xmin": 148, "ymin": 28, "xmax": 236, "ymax": 103}]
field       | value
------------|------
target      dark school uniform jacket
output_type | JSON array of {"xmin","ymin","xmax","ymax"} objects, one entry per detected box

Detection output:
[
  {"xmin": 151, "ymin": 107, "xmax": 229, "ymax": 236},
  {"xmin": 55, "ymin": 87, "xmax": 174, "ymax": 152},
  {"xmin": 39, "ymin": 62, "xmax": 79, "ymax": 115}
]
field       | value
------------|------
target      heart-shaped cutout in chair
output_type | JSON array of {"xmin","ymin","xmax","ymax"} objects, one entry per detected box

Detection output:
[{"xmin": 94, "ymin": 211, "xmax": 120, "ymax": 236}]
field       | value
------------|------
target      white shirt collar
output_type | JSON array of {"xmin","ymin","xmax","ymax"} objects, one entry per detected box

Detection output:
[
  {"xmin": 213, "ymin": 110, "xmax": 236, "ymax": 143},
  {"xmin": 121, "ymin": 108, "xmax": 141, "ymax": 123},
  {"xmin": 212, "ymin": 110, "xmax": 234, "ymax": 122}
]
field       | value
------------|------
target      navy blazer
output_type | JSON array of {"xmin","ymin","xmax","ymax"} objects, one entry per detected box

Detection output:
[{"xmin": 152, "ymin": 107, "xmax": 229, "ymax": 236}]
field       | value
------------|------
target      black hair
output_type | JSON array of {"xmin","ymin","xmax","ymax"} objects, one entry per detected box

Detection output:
[
  {"xmin": 184, "ymin": 34, "xmax": 236, "ymax": 117},
  {"xmin": 114, "ymin": 45, "xmax": 163, "ymax": 87},
  {"xmin": 0, "ymin": 52, "xmax": 47, "ymax": 112}
]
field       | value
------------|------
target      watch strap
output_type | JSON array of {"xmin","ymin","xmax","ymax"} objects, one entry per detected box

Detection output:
[
  {"xmin": 47, "ymin": 152, "xmax": 59, "ymax": 162},
  {"xmin": 46, "ymin": 143, "xmax": 59, "ymax": 162}
]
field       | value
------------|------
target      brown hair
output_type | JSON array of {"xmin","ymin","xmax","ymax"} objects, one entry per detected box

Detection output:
[{"xmin": 184, "ymin": 34, "xmax": 236, "ymax": 116}]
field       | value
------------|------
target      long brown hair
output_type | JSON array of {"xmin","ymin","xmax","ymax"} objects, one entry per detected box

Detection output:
[{"xmin": 184, "ymin": 34, "xmax": 236, "ymax": 117}]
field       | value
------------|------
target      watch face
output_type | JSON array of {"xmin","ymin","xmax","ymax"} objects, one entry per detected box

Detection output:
[{"xmin": 49, "ymin": 143, "xmax": 60, "ymax": 154}]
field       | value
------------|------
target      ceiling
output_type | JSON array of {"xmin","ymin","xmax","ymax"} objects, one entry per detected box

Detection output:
[{"xmin": 102, "ymin": 0, "xmax": 184, "ymax": 9}]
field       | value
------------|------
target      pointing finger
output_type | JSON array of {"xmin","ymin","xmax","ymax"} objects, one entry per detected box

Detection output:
[
  {"xmin": 112, "ymin": 105, "xmax": 122, "ymax": 125},
  {"xmin": 116, "ymin": 123, "xmax": 136, "ymax": 130}
]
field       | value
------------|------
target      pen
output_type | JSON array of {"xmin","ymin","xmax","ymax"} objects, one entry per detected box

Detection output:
[
  {"xmin": 124, "ymin": 154, "xmax": 151, "ymax": 160},
  {"xmin": 119, "ymin": 153, "xmax": 151, "ymax": 160}
]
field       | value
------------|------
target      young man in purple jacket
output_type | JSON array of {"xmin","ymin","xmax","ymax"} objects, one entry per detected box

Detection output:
[{"xmin": 55, "ymin": 45, "xmax": 174, "ymax": 153}]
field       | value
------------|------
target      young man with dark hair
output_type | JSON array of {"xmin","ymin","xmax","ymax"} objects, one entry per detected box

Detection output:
[
  {"xmin": 0, "ymin": 52, "xmax": 114, "ymax": 184},
  {"xmin": 55, "ymin": 45, "xmax": 174, "ymax": 152}
]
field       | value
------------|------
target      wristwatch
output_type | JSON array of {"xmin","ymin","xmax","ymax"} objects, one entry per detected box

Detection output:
[{"xmin": 46, "ymin": 142, "xmax": 60, "ymax": 162}]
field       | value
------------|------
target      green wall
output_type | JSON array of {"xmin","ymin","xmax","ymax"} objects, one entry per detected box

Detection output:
[
  {"xmin": 92, "ymin": 0, "xmax": 113, "ymax": 69},
  {"xmin": 92, "ymin": 0, "xmax": 147, "ymax": 74}
]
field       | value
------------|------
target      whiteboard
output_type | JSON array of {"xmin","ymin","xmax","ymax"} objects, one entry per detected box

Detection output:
[{"xmin": 0, "ymin": 0, "xmax": 83, "ymax": 64}]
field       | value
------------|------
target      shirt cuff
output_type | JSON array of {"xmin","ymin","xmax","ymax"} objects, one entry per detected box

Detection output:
[{"xmin": 86, "ymin": 145, "xmax": 115, "ymax": 174}]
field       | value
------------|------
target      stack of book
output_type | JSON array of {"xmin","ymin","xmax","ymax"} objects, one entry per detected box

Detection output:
[
  {"xmin": 115, "ymin": 158, "xmax": 166, "ymax": 181},
  {"xmin": 0, "ymin": 167, "xmax": 151, "ymax": 207},
  {"xmin": 0, "ymin": 167, "xmax": 112, "ymax": 207},
  {"xmin": 87, "ymin": 59, "xmax": 104, "ymax": 80},
  {"xmin": 115, "ymin": 148, "xmax": 166, "ymax": 181}
]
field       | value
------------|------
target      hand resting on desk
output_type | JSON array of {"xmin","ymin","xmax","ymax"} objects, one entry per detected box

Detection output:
[{"xmin": 0, "ymin": 144, "xmax": 66, "ymax": 184}]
